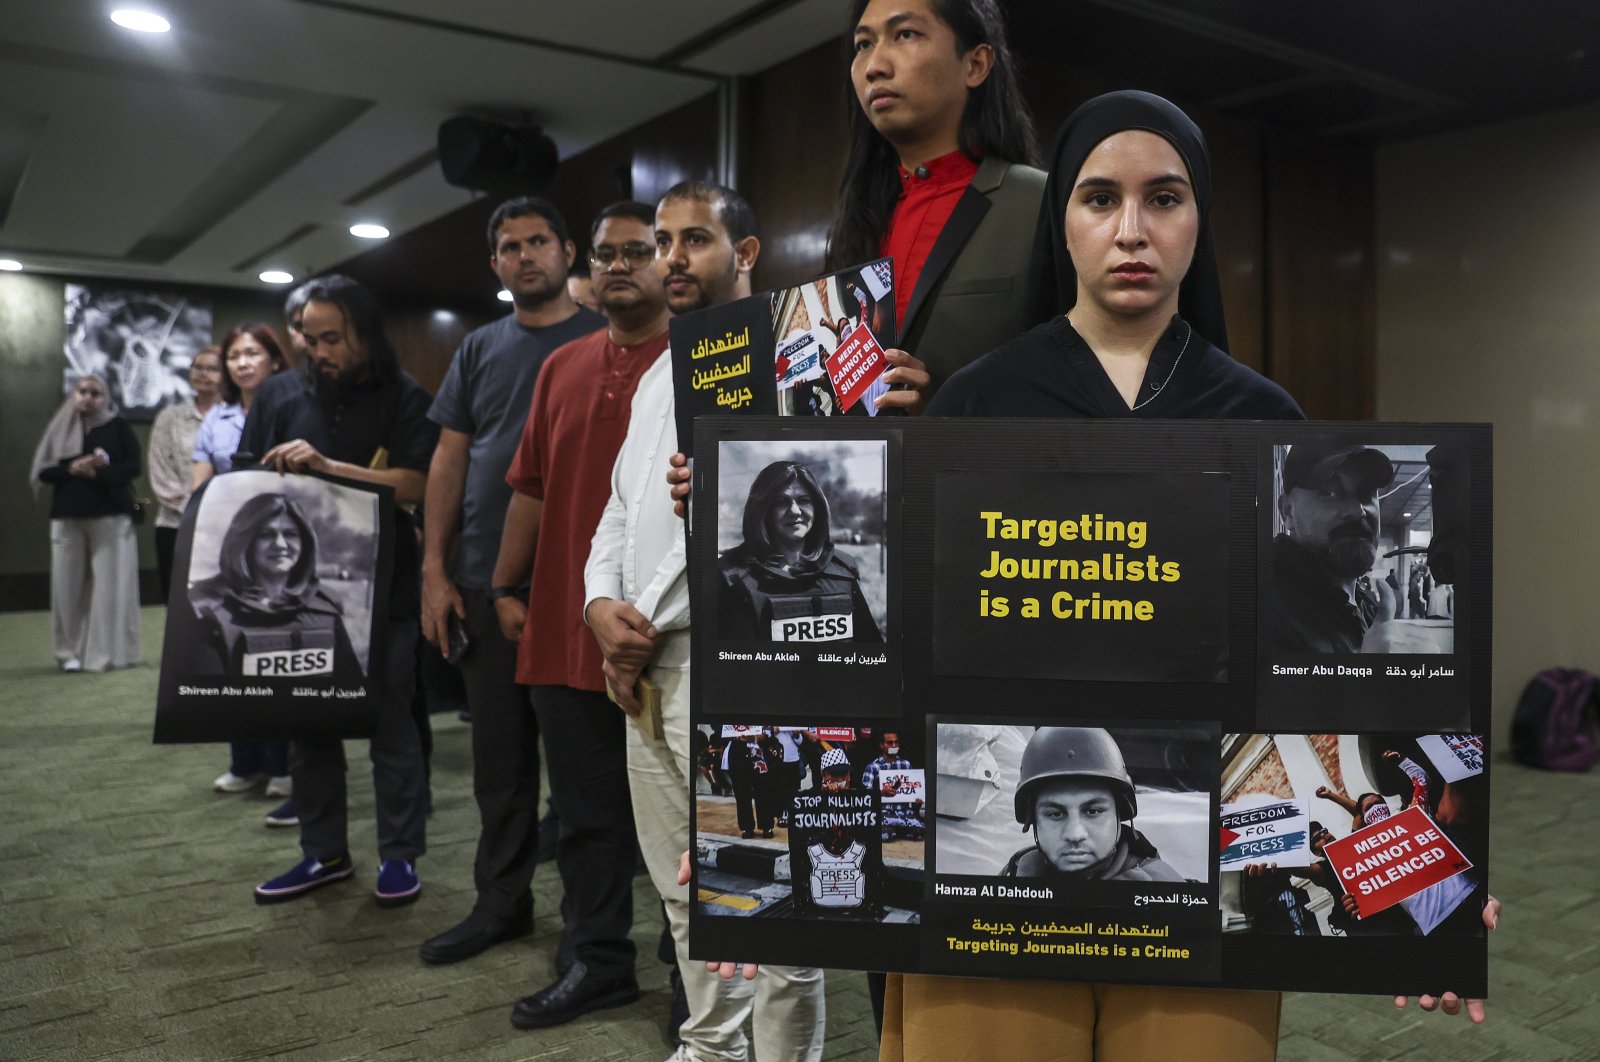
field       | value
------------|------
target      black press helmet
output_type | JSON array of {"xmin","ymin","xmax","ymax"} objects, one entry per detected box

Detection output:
[{"xmin": 1014, "ymin": 727, "xmax": 1137, "ymax": 828}]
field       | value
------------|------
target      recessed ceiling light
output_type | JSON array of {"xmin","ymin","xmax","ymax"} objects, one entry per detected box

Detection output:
[
  {"xmin": 110, "ymin": 9, "xmax": 171, "ymax": 33},
  {"xmin": 349, "ymin": 223, "xmax": 390, "ymax": 240},
  {"xmin": 1403, "ymin": 512, "xmax": 1412, "ymax": 518},
  {"xmin": 259, "ymin": 270, "xmax": 294, "ymax": 285},
  {"xmin": 0, "ymin": 258, "xmax": 21, "ymax": 272},
  {"xmin": 497, "ymin": 290, "xmax": 513, "ymax": 302}
]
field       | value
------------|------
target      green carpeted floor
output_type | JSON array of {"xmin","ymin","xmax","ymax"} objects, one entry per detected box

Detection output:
[{"xmin": 2, "ymin": 608, "xmax": 1596, "ymax": 1060}]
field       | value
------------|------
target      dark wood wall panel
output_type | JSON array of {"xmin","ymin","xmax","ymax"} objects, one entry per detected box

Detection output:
[
  {"xmin": 1263, "ymin": 135, "xmax": 1377, "ymax": 420},
  {"xmin": 740, "ymin": 46, "xmax": 851, "ymax": 290}
]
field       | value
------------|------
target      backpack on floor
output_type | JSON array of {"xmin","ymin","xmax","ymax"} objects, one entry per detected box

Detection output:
[{"xmin": 1510, "ymin": 668, "xmax": 1600, "ymax": 772}]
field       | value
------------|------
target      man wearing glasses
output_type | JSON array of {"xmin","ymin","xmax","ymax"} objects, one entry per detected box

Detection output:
[{"xmin": 489, "ymin": 200, "xmax": 667, "ymax": 1029}]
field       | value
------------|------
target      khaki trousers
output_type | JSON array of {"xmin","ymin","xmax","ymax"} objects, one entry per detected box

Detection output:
[
  {"xmin": 881, "ymin": 974, "xmax": 1280, "ymax": 1062},
  {"xmin": 629, "ymin": 664, "xmax": 826, "ymax": 1062},
  {"xmin": 50, "ymin": 516, "xmax": 140, "ymax": 671}
]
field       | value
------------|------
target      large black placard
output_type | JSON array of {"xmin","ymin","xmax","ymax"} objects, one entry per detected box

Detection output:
[{"xmin": 689, "ymin": 417, "xmax": 1492, "ymax": 998}]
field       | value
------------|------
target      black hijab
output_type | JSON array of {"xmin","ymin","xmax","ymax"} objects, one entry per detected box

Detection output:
[{"xmin": 1027, "ymin": 90, "xmax": 1229, "ymax": 352}]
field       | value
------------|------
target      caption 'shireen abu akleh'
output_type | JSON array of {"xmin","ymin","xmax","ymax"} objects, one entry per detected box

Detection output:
[{"xmin": 976, "ymin": 511, "xmax": 1183, "ymax": 623}]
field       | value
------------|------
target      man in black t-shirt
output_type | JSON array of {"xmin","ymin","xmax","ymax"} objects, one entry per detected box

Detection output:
[
  {"xmin": 240, "ymin": 274, "xmax": 440, "ymax": 910},
  {"xmin": 416, "ymin": 197, "xmax": 603, "ymax": 964}
]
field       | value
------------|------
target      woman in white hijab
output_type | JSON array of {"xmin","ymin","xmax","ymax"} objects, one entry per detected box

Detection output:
[{"xmin": 32, "ymin": 374, "xmax": 143, "ymax": 671}]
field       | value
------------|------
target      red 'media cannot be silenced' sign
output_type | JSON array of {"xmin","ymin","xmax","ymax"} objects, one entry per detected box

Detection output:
[
  {"xmin": 1321, "ymin": 805, "xmax": 1473, "ymax": 918},
  {"xmin": 824, "ymin": 325, "xmax": 888, "ymax": 413}
]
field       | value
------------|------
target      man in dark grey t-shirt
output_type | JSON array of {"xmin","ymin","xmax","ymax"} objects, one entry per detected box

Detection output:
[{"xmin": 418, "ymin": 196, "xmax": 602, "ymax": 964}]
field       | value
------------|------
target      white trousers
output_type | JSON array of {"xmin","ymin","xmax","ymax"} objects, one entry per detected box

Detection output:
[
  {"xmin": 50, "ymin": 516, "xmax": 141, "ymax": 671},
  {"xmin": 628, "ymin": 664, "xmax": 825, "ymax": 1062}
]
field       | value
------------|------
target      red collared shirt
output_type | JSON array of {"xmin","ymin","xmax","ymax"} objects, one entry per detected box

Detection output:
[
  {"xmin": 505, "ymin": 325, "xmax": 669, "ymax": 689},
  {"xmin": 879, "ymin": 149, "xmax": 981, "ymax": 328}
]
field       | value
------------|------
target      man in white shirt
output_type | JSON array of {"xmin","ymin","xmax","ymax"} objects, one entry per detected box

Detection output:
[{"xmin": 583, "ymin": 181, "xmax": 826, "ymax": 1062}]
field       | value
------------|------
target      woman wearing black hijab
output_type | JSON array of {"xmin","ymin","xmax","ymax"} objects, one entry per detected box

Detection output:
[
  {"xmin": 883, "ymin": 91, "xmax": 1494, "ymax": 1061},
  {"xmin": 877, "ymin": 89, "xmax": 1293, "ymax": 1062},
  {"xmin": 927, "ymin": 90, "xmax": 1301, "ymax": 422}
]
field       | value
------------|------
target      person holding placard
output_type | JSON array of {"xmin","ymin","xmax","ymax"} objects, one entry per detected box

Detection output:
[{"xmin": 892, "ymin": 88, "xmax": 1495, "ymax": 1060}]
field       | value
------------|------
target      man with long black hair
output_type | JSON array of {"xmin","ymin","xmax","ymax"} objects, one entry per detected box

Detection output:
[
  {"xmin": 238, "ymin": 274, "xmax": 439, "ymax": 908},
  {"xmin": 828, "ymin": 0, "xmax": 1045, "ymax": 390}
]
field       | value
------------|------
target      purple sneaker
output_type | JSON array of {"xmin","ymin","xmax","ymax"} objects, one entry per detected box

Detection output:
[
  {"xmin": 375, "ymin": 860, "xmax": 421, "ymax": 908},
  {"xmin": 254, "ymin": 854, "xmax": 354, "ymax": 904}
]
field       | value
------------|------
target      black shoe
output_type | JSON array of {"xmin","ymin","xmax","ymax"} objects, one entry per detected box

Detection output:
[
  {"xmin": 419, "ymin": 908, "xmax": 533, "ymax": 965},
  {"xmin": 668, "ymin": 967, "xmax": 689, "ymax": 1047},
  {"xmin": 509, "ymin": 960, "xmax": 640, "ymax": 1030},
  {"xmin": 740, "ymin": 830, "xmax": 754, "ymax": 839}
]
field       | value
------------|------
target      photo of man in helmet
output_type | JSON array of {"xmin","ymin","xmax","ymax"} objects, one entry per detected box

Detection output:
[
  {"xmin": 932, "ymin": 723, "xmax": 1211, "ymax": 884},
  {"xmin": 1002, "ymin": 727, "xmax": 1185, "ymax": 882}
]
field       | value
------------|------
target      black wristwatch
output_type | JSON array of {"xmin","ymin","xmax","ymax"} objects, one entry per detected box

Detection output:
[{"xmin": 486, "ymin": 586, "xmax": 521, "ymax": 601}]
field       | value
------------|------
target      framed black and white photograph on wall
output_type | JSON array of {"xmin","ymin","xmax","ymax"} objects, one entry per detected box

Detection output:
[{"xmin": 64, "ymin": 283, "xmax": 212, "ymax": 422}]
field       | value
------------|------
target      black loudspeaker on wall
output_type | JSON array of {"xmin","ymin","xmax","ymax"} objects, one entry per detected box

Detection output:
[{"xmin": 437, "ymin": 117, "xmax": 559, "ymax": 194}]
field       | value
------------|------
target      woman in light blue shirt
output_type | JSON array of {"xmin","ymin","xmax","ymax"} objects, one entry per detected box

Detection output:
[{"xmin": 191, "ymin": 322, "xmax": 286, "ymax": 486}]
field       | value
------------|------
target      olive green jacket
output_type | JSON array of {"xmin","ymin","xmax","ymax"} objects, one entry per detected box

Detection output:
[{"xmin": 896, "ymin": 157, "xmax": 1048, "ymax": 389}]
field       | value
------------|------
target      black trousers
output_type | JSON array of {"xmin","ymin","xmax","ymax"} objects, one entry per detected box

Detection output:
[
  {"xmin": 458, "ymin": 589, "xmax": 542, "ymax": 919},
  {"xmin": 730, "ymin": 769, "xmax": 772, "ymax": 833},
  {"xmin": 155, "ymin": 525, "xmax": 178, "ymax": 605},
  {"xmin": 530, "ymin": 683, "xmax": 637, "ymax": 980},
  {"xmin": 292, "ymin": 618, "xmax": 427, "ymax": 862}
]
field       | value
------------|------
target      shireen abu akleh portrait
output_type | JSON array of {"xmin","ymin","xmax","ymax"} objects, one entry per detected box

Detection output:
[
  {"xmin": 179, "ymin": 470, "xmax": 380, "ymax": 682},
  {"xmin": 1264, "ymin": 439, "xmax": 1465, "ymax": 656},
  {"xmin": 715, "ymin": 438, "xmax": 889, "ymax": 644},
  {"xmin": 934, "ymin": 724, "xmax": 1212, "ymax": 887}
]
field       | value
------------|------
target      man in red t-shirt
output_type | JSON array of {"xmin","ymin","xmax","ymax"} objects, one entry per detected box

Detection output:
[{"xmin": 489, "ymin": 200, "xmax": 668, "ymax": 1029}]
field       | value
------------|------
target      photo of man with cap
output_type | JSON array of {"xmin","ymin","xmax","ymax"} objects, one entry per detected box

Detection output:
[
  {"xmin": 1000, "ymin": 727, "xmax": 1184, "ymax": 883},
  {"xmin": 1266, "ymin": 442, "xmax": 1397, "ymax": 654}
]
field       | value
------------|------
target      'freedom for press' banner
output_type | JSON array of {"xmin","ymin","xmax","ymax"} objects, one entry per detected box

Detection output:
[{"xmin": 1219, "ymin": 798, "xmax": 1312, "ymax": 869}]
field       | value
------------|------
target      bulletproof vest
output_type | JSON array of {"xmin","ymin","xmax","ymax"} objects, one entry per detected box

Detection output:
[
  {"xmin": 207, "ymin": 601, "xmax": 339, "ymax": 679},
  {"xmin": 807, "ymin": 841, "xmax": 868, "ymax": 908},
  {"xmin": 764, "ymin": 590, "xmax": 854, "ymax": 643}
]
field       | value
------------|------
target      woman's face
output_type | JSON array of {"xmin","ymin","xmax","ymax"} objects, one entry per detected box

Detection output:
[
  {"xmin": 766, "ymin": 481, "xmax": 816, "ymax": 548},
  {"xmin": 189, "ymin": 351, "xmax": 223, "ymax": 400},
  {"xmin": 225, "ymin": 334, "xmax": 274, "ymax": 395},
  {"xmin": 1064, "ymin": 130, "xmax": 1198, "ymax": 321},
  {"xmin": 251, "ymin": 513, "xmax": 302, "ymax": 577},
  {"xmin": 73, "ymin": 379, "xmax": 108, "ymax": 416}
]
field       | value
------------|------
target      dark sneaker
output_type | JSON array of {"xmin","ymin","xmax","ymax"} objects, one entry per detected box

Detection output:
[
  {"xmin": 510, "ymin": 960, "xmax": 640, "ymax": 1029},
  {"xmin": 263, "ymin": 799, "xmax": 298, "ymax": 828},
  {"xmin": 375, "ymin": 860, "xmax": 421, "ymax": 908},
  {"xmin": 254, "ymin": 855, "xmax": 354, "ymax": 904}
]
